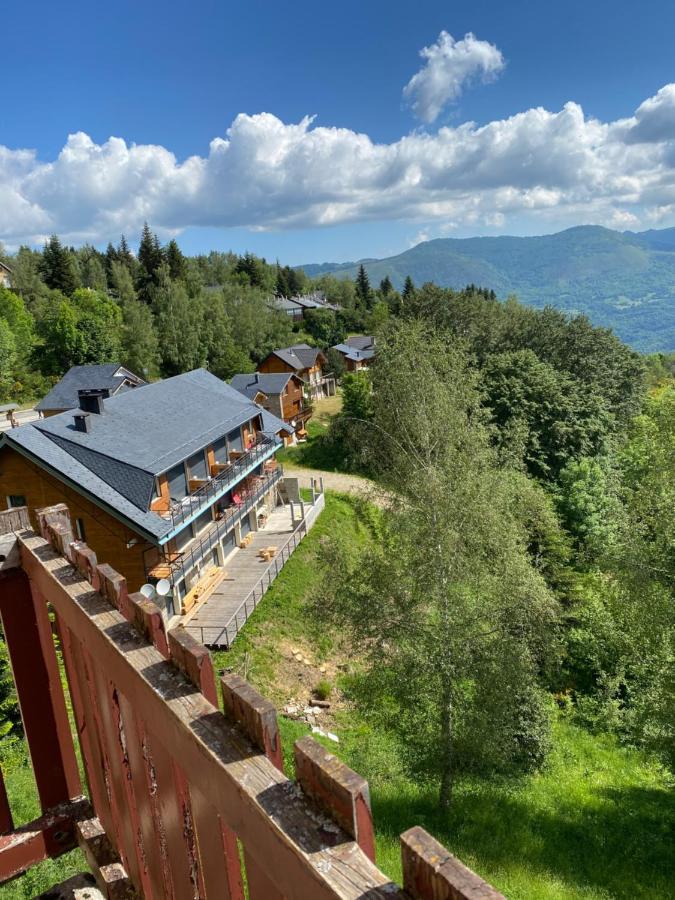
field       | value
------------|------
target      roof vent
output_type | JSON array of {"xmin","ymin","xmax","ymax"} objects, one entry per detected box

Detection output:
[
  {"xmin": 253, "ymin": 373, "xmax": 259, "ymax": 383},
  {"xmin": 77, "ymin": 388, "xmax": 109, "ymax": 415},
  {"xmin": 73, "ymin": 412, "xmax": 91, "ymax": 433}
]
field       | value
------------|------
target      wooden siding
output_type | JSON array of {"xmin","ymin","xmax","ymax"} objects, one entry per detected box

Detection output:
[{"xmin": 0, "ymin": 445, "xmax": 149, "ymax": 591}]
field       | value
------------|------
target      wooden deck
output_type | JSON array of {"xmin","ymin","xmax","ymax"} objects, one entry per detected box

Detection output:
[{"xmin": 182, "ymin": 501, "xmax": 318, "ymax": 647}]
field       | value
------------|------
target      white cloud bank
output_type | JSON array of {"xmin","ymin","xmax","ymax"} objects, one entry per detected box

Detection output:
[
  {"xmin": 2, "ymin": 84, "xmax": 675, "ymax": 246},
  {"xmin": 403, "ymin": 31, "xmax": 505, "ymax": 123}
]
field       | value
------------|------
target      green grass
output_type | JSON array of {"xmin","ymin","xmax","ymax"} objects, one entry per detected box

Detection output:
[
  {"xmin": 214, "ymin": 492, "xmax": 675, "ymax": 900},
  {"xmin": 0, "ymin": 740, "xmax": 85, "ymax": 897},
  {"xmin": 276, "ymin": 393, "xmax": 346, "ymax": 472}
]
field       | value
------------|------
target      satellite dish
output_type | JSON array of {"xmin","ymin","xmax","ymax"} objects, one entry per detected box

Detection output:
[
  {"xmin": 140, "ymin": 583, "xmax": 156, "ymax": 600},
  {"xmin": 155, "ymin": 579, "xmax": 171, "ymax": 597}
]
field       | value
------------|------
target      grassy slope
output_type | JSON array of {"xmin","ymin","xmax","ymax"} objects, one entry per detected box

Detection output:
[
  {"xmin": 276, "ymin": 393, "xmax": 345, "ymax": 472},
  {"xmin": 215, "ymin": 493, "xmax": 675, "ymax": 900}
]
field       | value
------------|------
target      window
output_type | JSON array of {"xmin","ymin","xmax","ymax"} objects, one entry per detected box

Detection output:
[
  {"xmin": 192, "ymin": 508, "xmax": 213, "ymax": 536},
  {"xmin": 186, "ymin": 450, "xmax": 208, "ymax": 481},
  {"xmin": 175, "ymin": 524, "xmax": 194, "ymax": 551},
  {"xmin": 75, "ymin": 518, "xmax": 86, "ymax": 542},
  {"xmin": 227, "ymin": 428, "xmax": 243, "ymax": 453},
  {"xmin": 166, "ymin": 463, "xmax": 188, "ymax": 501},
  {"xmin": 7, "ymin": 495, "xmax": 26, "ymax": 508},
  {"xmin": 212, "ymin": 435, "xmax": 228, "ymax": 465}
]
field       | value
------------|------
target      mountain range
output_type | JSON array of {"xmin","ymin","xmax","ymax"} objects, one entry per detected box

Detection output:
[{"xmin": 299, "ymin": 226, "xmax": 675, "ymax": 353}]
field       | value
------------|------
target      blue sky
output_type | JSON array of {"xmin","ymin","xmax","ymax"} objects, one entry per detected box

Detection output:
[{"xmin": 3, "ymin": 0, "xmax": 675, "ymax": 263}]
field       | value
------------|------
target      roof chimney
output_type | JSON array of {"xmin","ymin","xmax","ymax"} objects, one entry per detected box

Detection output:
[
  {"xmin": 77, "ymin": 388, "xmax": 109, "ymax": 415},
  {"xmin": 73, "ymin": 412, "xmax": 91, "ymax": 433}
]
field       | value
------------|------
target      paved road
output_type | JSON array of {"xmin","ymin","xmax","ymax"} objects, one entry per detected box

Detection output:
[{"xmin": 0, "ymin": 409, "xmax": 40, "ymax": 432}]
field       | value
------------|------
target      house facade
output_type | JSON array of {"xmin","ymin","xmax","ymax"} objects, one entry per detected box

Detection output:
[
  {"xmin": 230, "ymin": 372, "xmax": 311, "ymax": 442},
  {"xmin": 0, "ymin": 369, "xmax": 291, "ymax": 621},
  {"xmin": 36, "ymin": 363, "xmax": 146, "ymax": 417},
  {"xmin": 331, "ymin": 335, "xmax": 376, "ymax": 372},
  {"xmin": 257, "ymin": 344, "xmax": 336, "ymax": 399},
  {"xmin": 270, "ymin": 292, "xmax": 341, "ymax": 322},
  {"xmin": 0, "ymin": 261, "xmax": 11, "ymax": 288}
]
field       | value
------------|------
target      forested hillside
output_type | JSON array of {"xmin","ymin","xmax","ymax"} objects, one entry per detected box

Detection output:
[{"xmin": 299, "ymin": 225, "xmax": 675, "ymax": 352}]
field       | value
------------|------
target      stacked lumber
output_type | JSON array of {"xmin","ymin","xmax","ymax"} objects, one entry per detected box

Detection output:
[
  {"xmin": 257, "ymin": 546, "xmax": 278, "ymax": 562},
  {"xmin": 181, "ymin": 566, "xmax": 226, "ymax": 616},
  {"xmin": 239, "ymin": 532, "xmax": 254, "ymax": 549}
]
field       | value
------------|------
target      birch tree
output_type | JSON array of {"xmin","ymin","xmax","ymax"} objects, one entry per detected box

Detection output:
[{"xmin": 319, "ymin": 321, "xmax": 558, "ymax": 808}]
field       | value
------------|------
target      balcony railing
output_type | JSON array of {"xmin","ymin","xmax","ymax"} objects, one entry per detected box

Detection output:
[
  {"xmin": 164, "ymin": 433, "xmax": 279, "ymax": 531},
  {"xmin": 0, "ymin": 506, "xmax": 504, "ymax": 898},
  {"xmin": 146, "ymin": 466, "xmax": 283, "ymax": 585}
]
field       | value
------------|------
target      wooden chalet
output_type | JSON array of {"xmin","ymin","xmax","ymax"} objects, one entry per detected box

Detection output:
[
  {"xmin": 257, "ymin": 343, "xmax": 336, "ymax": 400},
  {"xmin": 230, "ymin": 371, "xmax": 312, "ymax": 442},
  {"xmin": 332, "ymin": 335, "xmax": 376, "ymax": 372}
]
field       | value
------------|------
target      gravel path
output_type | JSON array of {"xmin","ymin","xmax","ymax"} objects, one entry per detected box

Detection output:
[{"xmin": 283, "ymin": 464, "xmax": 385, "ymax": 505}]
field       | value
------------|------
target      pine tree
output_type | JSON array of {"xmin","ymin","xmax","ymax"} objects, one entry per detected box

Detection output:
[
  {"xmin": 402, "ymin": 275, "xmax": 416, "ymax": 303},
  {"xmin": 275, "ymin": 263, "xmax": 290, "ymax": 297},
  {"xmin": 379, "ymin": 275, "xmax": 393, "ymax": 297},
  {"xmin": 118, "ymin": 234, "xmax": 133, "ymax": 268},
  {"xmin": 40, "ymin": 235, "xmax": 79, "ymax": 295},
  {"xmin": 137, "ymin": 223, "xmax": 163, "ymax": 303},
  {"xmin": 166, "ymin": 239, "xmax": 186, "ymax": 281},
  {"xmin": 355, "ymin": 264, "xmax": 373, "ymax": 310}
]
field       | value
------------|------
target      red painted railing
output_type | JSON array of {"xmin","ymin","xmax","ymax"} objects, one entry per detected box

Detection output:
[{"xmin": 0, "ymin": 505, "xmax": 505, "ymax": 899}]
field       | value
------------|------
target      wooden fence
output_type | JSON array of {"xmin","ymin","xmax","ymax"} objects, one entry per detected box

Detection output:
[{"xmin": 0, "ymin": 504, "xmax": 505, "ymax": 899}]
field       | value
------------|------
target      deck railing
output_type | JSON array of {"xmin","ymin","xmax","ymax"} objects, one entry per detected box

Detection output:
[
  {"xmin": 197, "ymin": 513, "xmax": 309, "ymax": 648},
  {"xmin": 166, "ymin": 433, "xmax": 280, "ymax": 530},
  {"xmin": 0, "ymin": 504, "xmax": 505, "ymax": 899},
  {"xmin": 145, "ymin": 466, "xmax": 283, "ymax": 585}
]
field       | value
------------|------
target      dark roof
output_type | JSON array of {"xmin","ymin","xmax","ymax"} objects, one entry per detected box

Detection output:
[
  {"xmin": 230, "ymin": 372, "xmax": 299, "ymax": 399},
  {"xmin": 36, "ymin": 364, "xmax": 146, "ymax": 412},
  {"xmin": 2, "ymin": 369, "xmax": 272, "ymax": 542},
  {"xmin": 269, "ymin": 344, "xmax": 324, "ymax": 371},
  {"xmin": 260, "ymin": 410, "xmax": 294, "ymax": 438},
  {"xmin": 345, "ymin": 335, "xmax": 375, "ymax": 351},
  {"xmin": 0, "ymin": 261, "xmax": 11, "ymax": 273},
  {"xmin": 332, "ymin": 342, "xmax": 376, "ymax": 363}
]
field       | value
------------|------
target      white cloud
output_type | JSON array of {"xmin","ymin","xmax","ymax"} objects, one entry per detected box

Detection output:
[
  {"xmin": 403, "ymin": 31, "xmax": 505, "ymax": 123},
  {"xmin": 1, "ymin": 83, "xmax": 675, "ymax": 246}
]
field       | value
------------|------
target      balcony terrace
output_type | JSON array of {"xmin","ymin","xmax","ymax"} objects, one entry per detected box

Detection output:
[{"xmin": 159, "ymin": 432, "xmax": 280, "ymax": 536}]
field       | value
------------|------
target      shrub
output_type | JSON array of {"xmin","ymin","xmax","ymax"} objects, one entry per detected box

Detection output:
[{"xmin": 314, "ymin": 679, "xmax": 332, "ymax": 701}]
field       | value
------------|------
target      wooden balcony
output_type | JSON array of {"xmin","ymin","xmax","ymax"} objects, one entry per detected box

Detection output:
[{"xmin": 0, "ymin": 505, "xmax": 504, "ymax": 899}]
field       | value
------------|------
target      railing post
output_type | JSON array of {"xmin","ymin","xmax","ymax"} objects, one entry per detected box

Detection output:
[{"xmin": 0, "ymin": 568, "xmax": 81, "ymax": 811}]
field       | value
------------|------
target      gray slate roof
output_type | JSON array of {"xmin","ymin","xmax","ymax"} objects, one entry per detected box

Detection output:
[
  {"xmin": 269, "ymin": 344, "xmax": 324, "ymax": 371},
  {"xmin": 2, "ymin": 369, "xmax": 272, "ymax": 542},
  {"xmin": 36, "ymin": 364, "xmax": 146, "ymax": 412},
  {"xmin": 260, "ymin": 410, "xmax": 294, "ymax": 438},
  {"xmin": 332, "ymin": 343, "xmax": 376, "ymax": 363},
  {"xmin": 230, "ymin": 372, "xmax": 297, "ymax": 399},
  {"xmin": 345, "ymin": 335, "xmax": 375, "ymax": 351}
]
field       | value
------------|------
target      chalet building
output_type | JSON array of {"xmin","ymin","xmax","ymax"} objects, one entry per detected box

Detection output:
[
  {"xmin": 0, "ymin": 261, "xmax": 11, "ymax": 287},
  {"xmin": 331, "ymin": 335, "xmax": 376, "ymax": 372},
  {"xmin": 36, "ymin": 364, "xmax": 147, "ymax": 417},
  {"xmin": 0, "ymin": 369, "xmax": 293, "ymax": 621},
  {"xmin": 258, "ymin": 343, "xmax": 336, "ymax": 399},
  {"xmin": 270, "ymin": 292, "xmax": 341, "ymax": 322},
  {"xmin": 230, "ymin": 372, "xmax": 311, "ymax": 442}
]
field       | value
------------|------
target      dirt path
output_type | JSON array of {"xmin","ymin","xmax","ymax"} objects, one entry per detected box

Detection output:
[{"xmin": 283, "ymin": 464, "xmax": 387, "ymax": 506}]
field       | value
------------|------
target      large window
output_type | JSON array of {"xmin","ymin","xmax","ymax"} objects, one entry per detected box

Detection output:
[
  {"xmin": 186, "ymin": 450, "xmax": 208, "ymax": 481},
  {"xmin": 166, "ymin": 463, "xmax": 188, "ymax": 501},
  {"xmin": 192, "ymin": 508, "xmax": 213, "ymax": 536},
  {"xmin": 212, "ymin": 435, "xmax": 228, "ymax": 465},
  {"xmin": 174, "ymin": 524, "xmax": 194, "ymax": 551},
  {"xmin": 227, "ymin": 427, "xmax": 243, "ymax": 452}
]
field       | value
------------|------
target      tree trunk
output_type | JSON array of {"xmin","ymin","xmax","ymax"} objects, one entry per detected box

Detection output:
[{"xmin": 438, "ymin": 687, "xmax": 453, "ymax": 810}]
